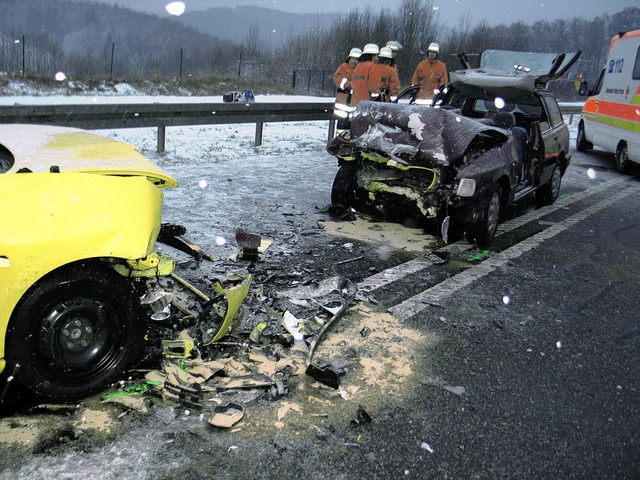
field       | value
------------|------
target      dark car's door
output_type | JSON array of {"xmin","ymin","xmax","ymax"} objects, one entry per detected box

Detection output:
[{"xmin": 537, "ymin": 93, "xmax": 569, "ymax": 185}]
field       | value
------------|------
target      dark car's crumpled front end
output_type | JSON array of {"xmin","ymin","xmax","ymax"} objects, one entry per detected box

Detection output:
[{"xmin": 327, "ymin": 101, "xmax": 516, "ymax": 230}]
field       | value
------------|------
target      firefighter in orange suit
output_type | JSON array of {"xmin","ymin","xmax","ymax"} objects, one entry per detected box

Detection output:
[
  {"xmin": 372, "ymin": 46, "xmax": 401, "ymax": 102},
  {"xmin": 350, "ymin": 43, "xmax": 381, "ymax": 108},
  {"xmin": 385, "ymin": 40, "xmax": 403, "ymax": 71},
  {"xmin": 332, "ymin": 47, "xmax": 361, "ymax": 130},
  {"xmin": 411, "ymin": 42, "xmax": 448, "ymax": 102}
]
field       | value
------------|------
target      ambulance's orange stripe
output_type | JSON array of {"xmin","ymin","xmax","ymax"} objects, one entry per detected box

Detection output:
[{"xmin": 582, "ymin": 99, "xmax": 640, "ymax": 123}]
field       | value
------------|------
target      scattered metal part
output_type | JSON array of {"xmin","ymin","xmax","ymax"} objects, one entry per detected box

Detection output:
[
  {"xmin": 236, "ymin": 229, "xmax": 262, "ymax": 262},
  {"xmin": 157, "ymin": 223, "xmax": 214, "ymax": 263},
  {"xmin": 350, "ymin": 405, "xmax": 372, "ymax": 426},
  {"xmin": 305, "ymin": 364, "xmax": 340, "ymax": 389},
  {"xmin": 170, "ymin": 272, "xmax": 211, "ymax": 302},
  {"xmin": 335, "ymin": 256, "xmax": 364, "ymax": 265},
  {"xmin": 304, "ymin": 280, "xmax": 356, "ymax": 388}
]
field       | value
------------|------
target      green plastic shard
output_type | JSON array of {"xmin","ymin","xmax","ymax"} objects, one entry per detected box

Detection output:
[
  {"xmin": 204, "ymin": 274, "xmax": 253, "ymax": 345},
  {"xmin": 467, "ymin": 250, "xmax": 491, "ymax": 262}
]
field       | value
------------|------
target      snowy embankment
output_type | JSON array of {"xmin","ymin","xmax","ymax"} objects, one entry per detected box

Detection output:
[{"xmin": 1, "ymin": 82, "xmax": 338, "ymax": 259}]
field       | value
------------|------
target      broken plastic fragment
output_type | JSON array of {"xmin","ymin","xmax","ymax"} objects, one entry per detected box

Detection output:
[
  {"xmin": 162, "ymin": 339, "xmax": 195, "ymax": 358},
  {"xmin": 421, "ymin": 441, "xmax": 434, "ymax": 453},
  {"xmin": 467, "ymin": 250, "xmax": 490, "ymax": 262},
  {"xmin": 204, "ymin": 275, "xmax": 253, "ymax": 344},
  {"xmin": 282, "ymin": 311, "xmax": 305, "ymax": 342},
  {"xmin": 209, "ymin": 402, "xmax": 244, "ymax": 428},
  {"xmin": 102, "ymin": 395, "xmax": 148, "ymax": 413}
]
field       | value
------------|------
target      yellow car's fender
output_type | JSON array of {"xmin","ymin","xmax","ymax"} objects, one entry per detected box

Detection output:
[{"xmin": 0, "ymin": 172, "xmax": 166, "ymax": 371}]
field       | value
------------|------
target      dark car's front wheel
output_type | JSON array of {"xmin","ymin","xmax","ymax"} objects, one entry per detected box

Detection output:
[
  {"xmin": 466, "ymin": 187, "xmax": 502, "ymax": 247},
  {"xmin": 331, "ymin": 161, "xmax": 360, "ymax": 208},
  {"xmin": 536, "ymin": 163, "xmax": 562, "ymax": 206},
  {"xmin": 5, "ymin": 264, "xmax": 144, "ymax": 402}
]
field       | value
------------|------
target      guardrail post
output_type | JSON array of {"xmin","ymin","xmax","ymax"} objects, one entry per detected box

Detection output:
[
  {"xmin": 255, "ymin": 122, "xmax": 264, "ymax": 146},
  {"xmin": 157, "ymin": 125, "xmax": 166, "ymax": 153},
  {"xmin": 328, "ymin": 119, "xmax": 336, "ymax": 141}
]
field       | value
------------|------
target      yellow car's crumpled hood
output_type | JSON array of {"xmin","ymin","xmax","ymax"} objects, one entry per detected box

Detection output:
[{"xmin": 0, "ymin": 124, "xmax": 178, "ymax": 187}]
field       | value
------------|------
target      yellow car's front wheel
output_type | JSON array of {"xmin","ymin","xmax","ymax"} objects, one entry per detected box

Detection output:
[{"xmin": 5, "ymin": 262, "xmax": 145, "ymax": 401}]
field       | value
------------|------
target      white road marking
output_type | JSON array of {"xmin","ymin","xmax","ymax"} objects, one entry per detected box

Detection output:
[
  {"xmin": 387, "ymin": 183, "xmax": 638, "ymax": 320},
  {"xmin": 357, "ymin": 177, "xmax": 628, "ymax": 294}
]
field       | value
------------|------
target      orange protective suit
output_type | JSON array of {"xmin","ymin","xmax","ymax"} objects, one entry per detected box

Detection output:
[
  {"xmin": 370, "ymin": 63, "xmax": 401, "ymax": 101},
  {"xmin": 411, "ymin": 59, "xmax": 448, "ymax": 100},
  {"xmin": 333, "ymin": 62, "xmax": 354, "ymax": 107},
  {"xmin": 350, "ymin": 60, "xmax": 380, "ymax": 107}
]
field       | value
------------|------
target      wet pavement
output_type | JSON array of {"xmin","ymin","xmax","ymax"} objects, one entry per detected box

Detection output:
[{"xmin": 1, "ymin": 148, "xmax": 639, "ymax": 479}]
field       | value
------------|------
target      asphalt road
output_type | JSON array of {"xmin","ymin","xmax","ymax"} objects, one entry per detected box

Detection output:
[{"xmin": 1, "ymin": 147, "xmax": 638, "ymax": 479}]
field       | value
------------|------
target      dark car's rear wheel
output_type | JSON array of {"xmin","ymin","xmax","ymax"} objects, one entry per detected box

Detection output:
[
  {"xmin": 615, "ymin": 142, "xmax": 632, "ymax": 174},
  {"xmin": 466, "ymin": 186, "xmax": 502, "ymax": 247},
  {"xmin": 5, "ymin": 264, "xmax": 144, "ymax": 402},
  {"xmin": 576, "ymin": 122, "xmax": 592, "ymax": 152},
  {"xmin": 536, "ymin": 163, "xmax": 562, "ymax": 206}
]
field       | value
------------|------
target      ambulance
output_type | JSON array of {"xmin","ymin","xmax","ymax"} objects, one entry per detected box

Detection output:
[{"xmin": 577, "ymin": 29, "xmax": 640, "ymax": 173}]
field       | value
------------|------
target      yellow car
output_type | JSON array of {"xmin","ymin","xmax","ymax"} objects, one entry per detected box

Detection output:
[{"xmin": 0, "ymin": 124, "xmax": 178, "ymax": 401}]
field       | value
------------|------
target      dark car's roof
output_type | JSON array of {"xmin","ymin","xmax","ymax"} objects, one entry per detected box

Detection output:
[
  {"xmin": 448, "ymin": 50, "xmax": 581, "ymax": 103},
  {"xmin": 449, "ymin": 70, "xmax": 540, "ymax": 103}
]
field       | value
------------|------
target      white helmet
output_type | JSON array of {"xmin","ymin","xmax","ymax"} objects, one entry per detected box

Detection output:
[
  {"xmin": 362, "ymin": 43, "xmax": 379, "ymax": 55},
  {"xmin": 378, "ymin": 47, "xmax": 393, "ymax": 59},
  {"xmin": 386, "ymin": 40, "xmax": 403, "ymax": 52},
  {"xmin": 427, "ymin": 42, "xmax": 440, "ymax": 53},
  {"xmin": 348, "ymin": 47, "xmax": 362, "ymax": 59}
]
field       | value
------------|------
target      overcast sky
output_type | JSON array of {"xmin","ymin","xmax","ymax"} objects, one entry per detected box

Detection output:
[{"xmin": 84, "ymin": 0, "xmax": 638, "ymax": 25}]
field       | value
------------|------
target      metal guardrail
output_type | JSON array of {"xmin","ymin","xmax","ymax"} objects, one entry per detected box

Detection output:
[
  {"xmin": 0, "ymin": 101, "xmax": 582, "ymax": 153},
  {"xmin": 0, "ymin": 101, "xmax": 337, "ymax": 153}
]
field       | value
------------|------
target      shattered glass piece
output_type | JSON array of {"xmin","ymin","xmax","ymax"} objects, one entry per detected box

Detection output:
[{"xmin": 442, "ymin": 385, "xmax": 466, "ymax": 396}]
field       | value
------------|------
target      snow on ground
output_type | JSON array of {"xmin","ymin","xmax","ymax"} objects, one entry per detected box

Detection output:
[{"xmin": 0, "ymin": 89, "xmax": 581, "ymax": 258}]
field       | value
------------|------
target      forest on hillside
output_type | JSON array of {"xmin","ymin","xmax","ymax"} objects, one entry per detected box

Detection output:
[{"xmin": 0, "ymin": 0, "xmax": 638, "ymax": 96}]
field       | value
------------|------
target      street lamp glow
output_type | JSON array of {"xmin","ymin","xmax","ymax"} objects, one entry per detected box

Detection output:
[{"xmin": 165, "ymin": 1, "xmax": 186, "ymax": 16}]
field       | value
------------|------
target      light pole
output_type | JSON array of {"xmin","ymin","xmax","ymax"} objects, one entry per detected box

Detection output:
[
  {"xmin": 13, "ymin": 37, "xmax": 25, "ymax": 76},
  {"xmin": 21, "ymin": 34, "xmax": 25, "ymax": 76}
]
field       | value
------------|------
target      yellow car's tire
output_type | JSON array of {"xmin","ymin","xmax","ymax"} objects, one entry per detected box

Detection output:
[{"xmin": 5, "ymin": 263, "xmax": 144, "ymax": 402}]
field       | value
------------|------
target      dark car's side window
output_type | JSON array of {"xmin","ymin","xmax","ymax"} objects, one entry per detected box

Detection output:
[{"xmin": 542, "ymin": 96, "xmax": 564, "ymax": 129}]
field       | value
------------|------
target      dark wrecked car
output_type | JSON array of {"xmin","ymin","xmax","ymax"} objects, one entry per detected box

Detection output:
[{"xmin": 328, "ymin": 49, "xmax": 581, "ymax": 246}]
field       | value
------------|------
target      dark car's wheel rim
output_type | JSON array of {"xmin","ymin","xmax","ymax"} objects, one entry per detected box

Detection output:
[
  {"xmin": 486, "ymin": 191, "xmax": 501, "ymax": 237},
  {"xmin": 466, "ymin": 188, "xmax": 501, "ymax": 247}
]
